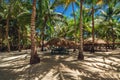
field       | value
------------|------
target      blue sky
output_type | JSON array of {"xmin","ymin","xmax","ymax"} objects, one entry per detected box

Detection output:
[
  {"xmin": 54, "ymin": 3, "xmax": 78, "ymax": 18},
  {"xmin": 51, "ymin": 0, "xmax": 120, "ymax": 21}
]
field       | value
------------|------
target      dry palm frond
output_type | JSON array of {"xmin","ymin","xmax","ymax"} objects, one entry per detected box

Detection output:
[
  {"xmin": 41, "ymin": 69, "xmax": 59, "ymax": 80},
  {"xmin": 58, "ymin": 63, "xmax": 83, "ymax": 80},
  {"xmin": 65, "ymin": 0, "xmax": 76, "ymax": 6},
  {"xmin": 97, "ymin": 0, "xmax": 103, "ymax": 5}
]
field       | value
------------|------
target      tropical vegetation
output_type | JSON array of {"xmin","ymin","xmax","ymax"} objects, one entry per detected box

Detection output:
[{"xmin": 0, "ymin": 0, "xmax": 120, "ymax": 64}]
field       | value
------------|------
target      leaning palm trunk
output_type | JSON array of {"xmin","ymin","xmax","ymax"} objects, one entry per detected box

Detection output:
[
  {"xmin": 78, "ymin": 0, "xmax": 84, "ymax": 60},
  {"xmin": 30, "ymin": 0, "xmax": 40, "ymax": 64},
  {"xmin": 91, "ymin": 5, "xmax": 95, "ymax": 53}
]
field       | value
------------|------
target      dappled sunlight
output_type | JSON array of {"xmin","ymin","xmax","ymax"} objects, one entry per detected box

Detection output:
[
  {"xmin": 0, "ymin": 49, "xmax": 120, "ymax": 80},
  {"xmin": 0, "ymin": 0, "xmax": 120, "ymax": 79},
  {"xmin": 64, "ymin": 56, "xmax": 75, "ymax": 61},
  {"xmin": 59, "ymin": 63, "xmax": 83, "ymax": 80},
  {"xmin": 0, "ymin": 63, "xmax": 12, "ymax": 67},
  {"xmin": 13, "ymin": 65, "xmax": 30, "ymax": 73},
  {"xmin": 108, "ymin": 57, "xmax": 120, "ymax": 63},
  {"xmin": 41, "ymin": 69, "xmax": 58, "ymax": 80},
  {"xmin": 2, "ymin": 54, "xmax": 27, "ymax": 61}
]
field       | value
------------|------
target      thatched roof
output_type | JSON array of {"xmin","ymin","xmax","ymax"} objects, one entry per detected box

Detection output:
[
  {"xmin": 84, "ymin": 37, "xmax": 106, "ymax": 44},
  {"xmin": 45, "ymin": 38, "xmax": 79, "ymax": 48}
]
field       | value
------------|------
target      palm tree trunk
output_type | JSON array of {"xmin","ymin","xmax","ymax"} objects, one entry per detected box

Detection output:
[
  {"xmin": 78, "ymin": 0, "xmax": 84, "ymax": 60},
  {"xmin": 106, "ymin": 33, "xmax": 108, "ymax": 51},
  {"xmin": 111, "ymin": 26, "xmax": 115, "ymax": 49},
  {"xmin": 30, "ymin": 0, "xmax": 40, "ymax": 64},
  {"xmin": 41, "ymin": 31, "xmax": 44, "ymax": 51},
  {"xmin": 5, "ymin": 16, "xmax": 10, "ymax": 52},
  {"xmin": 72, "ymin": 2, "xmax": 77, "ymax": 40},
  {"xmin": 91, "ymin": 5, "xmax": 95, "ymax": 53},
  {"xmin": 41, "ymin": 16, "xmax": 47, "ymax": 51},
  {"xmin": 72, "ymin": 2, "xmax": 77, "ymax": 51},
  {"xmin": 18, "ymin": 26, "xmax": 21, "ymax": 52}
]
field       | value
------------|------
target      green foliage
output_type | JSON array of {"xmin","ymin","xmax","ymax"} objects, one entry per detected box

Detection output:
[{"xmin": 0, "ymin": 0, "xmax": 120, "ymax": 50}]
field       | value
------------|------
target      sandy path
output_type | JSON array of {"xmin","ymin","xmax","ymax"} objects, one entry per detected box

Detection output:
[{"xmin": 0, "ymin": 49, "xmax": 120, "ymax": 80}]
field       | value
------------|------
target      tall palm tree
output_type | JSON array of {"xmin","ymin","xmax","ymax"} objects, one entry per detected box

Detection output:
[
  {"xmin": 0, "ymin": 1, "xmax": 10, "ymax": 51},
  {"xmin": 78, "ymin": 0, "xmax": 84, "ymax": 60},
  {"xmin": 72, "ymin": 4, "xmax": 92, "ymax": 40},
  {"xmin": 85, "ymin": 0, "xmax": 103, "ymax": 53},
  {"xmin": 5, "ymin": 11, "xmax": 10, "ymax": 52},
  {"xmin": 108, "ymin": 0, "xmax": 119, "ymax": 49},
  {"xmin": 52, "ymin": 0, "xmax": 78, "ymax": 39},
  {"xmin": 37, "ymin": 0, "xmax": 67, "ymax": 51},
  {"xmin": 11, "ymin": 0, "xmax": 31, "ymax": 52},
  {"xmin": 71, "ymin": 2, "xmax": 77, "ymax": 51},
  {"xmin": 100, "ymin": 0, "xmax": 120, "ymax": 49},
  {"xmin": 0, "ymin": 0, "xmax": 25, "ymax": 52},
  {"xmin": 91, "ymin": 4, "xmax": 95, "ymax": 53},
  {"xmin": 4, "ymin": 0, "xmax": 12, "ymax": 52},
  {"xmin": 65, "ymin": 0, "xmax": 77, "ymax": 42},
  {"xmin": 30, "ymin": 0, "xmax": 40, "ymax": 64}
]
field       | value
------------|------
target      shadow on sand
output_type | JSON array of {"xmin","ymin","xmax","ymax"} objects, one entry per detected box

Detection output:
[{"xmin": 0, "ymin": 50, "xmax": 120, "ymax": 80}]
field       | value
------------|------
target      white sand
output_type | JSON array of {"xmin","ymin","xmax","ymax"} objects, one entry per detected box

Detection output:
[{"xmin": 0, "ymin": 49, "xmax": 120, "ymax": 80}]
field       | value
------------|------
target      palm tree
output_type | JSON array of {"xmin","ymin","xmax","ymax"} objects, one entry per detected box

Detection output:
[
  {"xmin": 10, "ymin": 0, "xmax": 31, "ymax": 52},
  {"xmin": 0, "ymin": 0, "xmax": 25, "ymax": 52},
  {"xmin": 71, "ymin": 4, "xmax": 92, "ymax": 40},
  {"xmin": 71, "ymin": 2, "xmax": 78, "ymax": 52},
  {"xmin": 5, "ymin": 11, "xmax": 10, "ymax": 52},
  {"xmin": 85, "ymin": 0, "xmax": 103, "ymax": 53},
  {"xmin": 91, "ymin": 4, "xmax": 95, "ymax": 53},
  {"xmin": 65, "ymin": 0, "xmax": 78, "ymax": 42},
  {"xmin": 37, "ymin": 0, "xmax": 67, "ymax": 51},
  {"xmin": 0, "ymin": 1, "xmax": 8, "ymax": 51},
  {"xmin": 51, "ymin": 0, "xmax": 78, "ymax": 39},
  {"xmin": 100, "ymin": 0, "xmax": 120, "ymax": 49},
  {"xmin": 30, "ymin": 0, "xmax": 40, "ymax": 64},
  {"xmin": 4, "ymin": 0, "xmax": 12, "ymax": 52},
  {"xmin": 78, "ymin": 0, "xmax": 84, "ymax": 60}
]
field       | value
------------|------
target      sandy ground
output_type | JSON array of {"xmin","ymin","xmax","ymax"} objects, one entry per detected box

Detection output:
[{"xmin": 0, "ymin": 48, "xmax": 120, "ymax": 80}]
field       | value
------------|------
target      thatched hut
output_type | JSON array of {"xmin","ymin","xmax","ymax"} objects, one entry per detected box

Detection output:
[
  {"xmin": 84, "ymin": 37, "xmax": 107, "ymax": 51},
  {"xmin": 84, "ymin": 37, "xmax": 106, "ymax": 44},
  {"xmin": 44, "ymin": 38, "xmax": 79, "ymax": 49}
]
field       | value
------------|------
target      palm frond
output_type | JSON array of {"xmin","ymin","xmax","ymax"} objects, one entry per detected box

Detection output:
[
  {"xmin": 0, "ymin": 12, "xmax": 4, "ymax": 18},
  {"xmin": 17, "ymin": 11, "xmax": 30, "ymax": 18}
]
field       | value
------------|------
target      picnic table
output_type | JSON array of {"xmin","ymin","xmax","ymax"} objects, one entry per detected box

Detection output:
[{"xmin": 51, "ymin": 47, "xmax": 69, "ymax": 55}]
